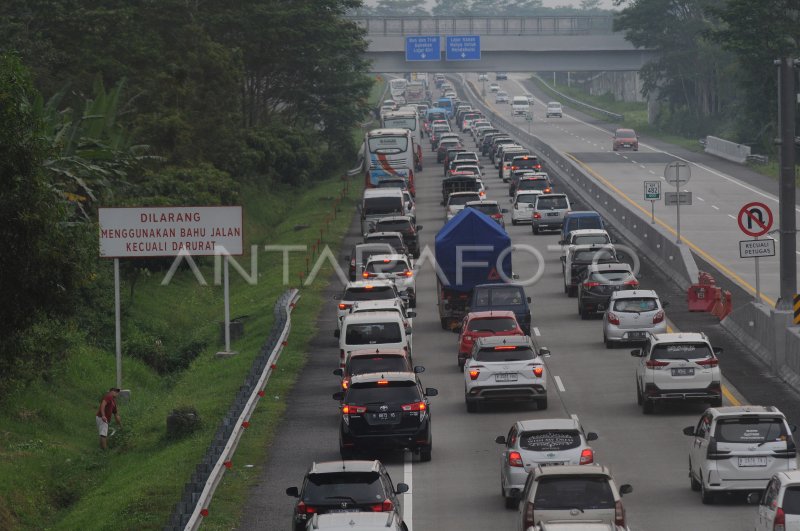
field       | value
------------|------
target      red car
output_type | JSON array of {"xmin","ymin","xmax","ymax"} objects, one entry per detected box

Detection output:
[
  {"xmin": 612, "ymin": 128, "xmax": 639, "ymax": 151},
  {"xmin": 456, "ymin": 310, "xmax": 525, "ymax": 369}
]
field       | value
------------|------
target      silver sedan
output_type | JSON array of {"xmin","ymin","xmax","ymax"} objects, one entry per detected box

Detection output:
[{"xmin": 602, "ymin": 289, "xmax": 668, "ymax": 348}]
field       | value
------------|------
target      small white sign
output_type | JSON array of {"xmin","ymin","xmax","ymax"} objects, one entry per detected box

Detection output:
[
  {"xmin": 739, "ymin": 239, "xmax": 775, "ymax": 258},
  {"xmin": 99, "ymin": 206, "xmax": 243, "ymax": 258},
  {"xmin": 665, "ymin": 192, "xmax": 692, "ymax": 206},
  {"xmin": 644, "ymin": 181, "xmax": 661, "ymax": 200}
]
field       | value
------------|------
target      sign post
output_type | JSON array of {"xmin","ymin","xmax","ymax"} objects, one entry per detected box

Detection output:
[
  {"xmin": 664, "ymin": 161, "xmax": 691, "ymax": 243},
  {"xmin": 737, "ymin": 202, "xmax": 774, "ymax": 303},
  {"xmin": 99, "ymin": 206, "xmax": 244, "ymax": 386},
  {"xmin": 644, "ymin": 180, "xmax": 661, "ymax": 224}
]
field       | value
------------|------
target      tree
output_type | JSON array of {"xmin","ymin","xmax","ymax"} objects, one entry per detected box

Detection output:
[
  {"xmin": 432, "ymin": 0, "xmax": 472, "ymax": 16},
  {"xmin": 372, "ymin": 0, "xmax": 429, "ymax": 15},
  {"xmin": 580, "ymin": 0, "xmax": 602, "ymax": 10}
]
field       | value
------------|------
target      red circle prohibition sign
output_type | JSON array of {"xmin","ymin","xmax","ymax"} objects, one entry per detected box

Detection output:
[{"xmin": 737, "ymin": 202, "xmax": 773, "ymax": 237}]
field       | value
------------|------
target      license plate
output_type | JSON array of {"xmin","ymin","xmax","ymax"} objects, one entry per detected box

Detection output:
[
  {"xmin": 671, "ymin": 367, "xmax": 695, "ymax": 376},
  {"xmin": 628, "ymin": 331, "xmax": 647, "ymax": 339},
  {"xmin": 370, "ymin": 412, "xmax": 398, "ymax": 423},
  {"xmin": 546, "ymin": 212, "xmax": 559, "ymax": 217},
  {"xmin": 495, "ymin": 373, "xmax": 518, "ymax": 382},
  {"xmin": 623, "ymin": 143, "xmax": 631, "ymax": 147},
  {"xmin": 738, "ymin": 456, "xmax": 768, "ymax": 467},
  {"xmin": 329, "ymin": 509, "xmax": 359, "ymax": 513},
  {"xmin": 538, "ymin": 462, "xmax": 565, "ymax": 467}
]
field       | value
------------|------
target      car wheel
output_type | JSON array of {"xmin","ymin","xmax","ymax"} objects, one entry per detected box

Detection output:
[
  {"xmin": 340, "ymin": 446, "xmax": 355, "ymax": 460},
  {"xmin": 466, "ymin": 399, "xmax": 478, "ymax": 413},
  {"xmin": 690, "ymin": 463, "xmax": 701, "ymax": 492},
  {"xmin": 440, "ymin": 318, "xmax": 449, "ymax": 330},
  {"xmin": 636, "ymin": 384, "xmax": 643, "ymax": 405},
  {"xmin": 642, "ymin": 397, "xmax": 654, "ymax": 414},
  {"xmin": 511, "ymin": 218, "xmax": 518, "ymax": 226},
  {"xmin": 504, "ymin": 494, "xmax": 518, "ymax": 510},
  {"xmin": 563, "ymin": 282, "xmax": 569, "ymax": 295},
  {"xmin": 604, "ymin": 335, "xmax": 614, "ymax": 349},
  {"xmin": 701, "ymin": 481, "xmax": 715, "ymax": 504},
  {"xmin": 537, "ymin": 398, "xmax": 548, "ymax": 410},
  {"xmin": 710, "ymin": 395, "xmax": 723, "ymax": 408},
  {"xmin": 419, "ymin": 445, "xmax": 432, "ymax": 462},
  {"xmin": 532, "ymin": 225, "xmax": 539, "ymax": 235},
  {"xmin": 294, "ymin": 522, "xmax": 307, "ymax": 531},
  {"xmin": 568, "ymin": 286, "xmax": 577, "ymax": 298}
]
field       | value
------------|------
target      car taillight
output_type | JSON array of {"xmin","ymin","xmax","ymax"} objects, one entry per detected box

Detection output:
[
  {"xmin": 338, "ymin": 303, "xmax": 351, "ymax": 310},
  {"xmin": 696, "ymin": 357, "xmax": 719, "ymax": 367},
  {"xmin": 775, "ymin": 507, "xmax": 785, "ymax": 530},
  {"xmin": 403, "ymin": 270, "xmax": 413, "ymax": 277},
  {"xmin": 607, "ymin": 312, "xmax": 620, "ymax": 325},
  {"xmin": 534, "ymin": 164, "xmax": 542, "ymax": 170},
  {"xmin": 532, "ymin": 366, "xmax": 544, "ymax": 377},
  {"xmin": 296, "ymin": 501, "xmax": 317, "ymax": 515},
  {"xmin": 580, "ymin": 448, "xmax": 594, "ymax": 465},
  {"xmin": 341, "ymin": 379, "xmax": 349, "ymax": 389},
  {"xmin": 511, "ymin": 166, "xmax": 518, "ymax": 170},
  {"xmin": 615, "ymin": 500, "xmax": 625, "ymax": 527},
  {"xmin": 544, "ymin": 187, "xmax": 551, "ymax": 193},
  {"xmin": 492, "ymin": 214, "xmax": 503, "ymax": 219},
  {"xmin": 652, "ymin": 310, "xmax": 664, "ymax": 324},
  {"xmin": 533, "ymin": 212, "xmax": 541, "ymax": 219},
  {"xmin": 508, "ymin": 451, "xmax": 524, "ymax": 467},
  {"xmin": 339, "ymin": 349, "xmax": 345, "ymax": 364},
  {"xmin": 645, "ymin": 359, "xmax": 669, "ymax": 368},
  {"xmin": 370, "ymin": 499, "xmax": 394, "ymax": 512},
  {"xmin": 469, "ymin": 368, "xmax": 481, "ymax": 380},
  {"xmin": 362, "ymin": 272, "xmax": 375, "ymax": 278},
  {"xmin": 342, "ymin": 404, "xmax": 367, "ymax": 415},
  {"xmin": 624, "ymin": 280, "xmax": 639, "ymax": 286},
  {"xmin": 401, "ymin": 401, "xmax": 426, "ymax": 412},
  {"xmin": 583, "ymin": 281, "xmax": 600, "ymax": 288},
  {"xmin": 523, "ymin": 501, "xmax": 535, "ymax": 528}
]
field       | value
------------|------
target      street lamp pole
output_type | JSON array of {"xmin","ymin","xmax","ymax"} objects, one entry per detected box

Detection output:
[{"xmin": 775, "ymin": 58, "xmax": 797, "ymax": 309}]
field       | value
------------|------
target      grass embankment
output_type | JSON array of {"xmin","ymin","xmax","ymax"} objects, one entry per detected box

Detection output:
[{"xmin": 0, "ymin": 78, "xmax": 384, "ymax": 531}]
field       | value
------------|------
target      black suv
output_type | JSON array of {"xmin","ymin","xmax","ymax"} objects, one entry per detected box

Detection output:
[
  {"xmin": 577, "ymin": 263, "xmax": 637, "ymax": 319},
  {"xmin": 286, "ymin": 459, "xmax": 409, "ymax": 531},
  {"xmin": 372, "ymin": 216, "xmax": 422, "ymax": 258},
  {"xmin": 333, "ymin": 372, "xmax": 438, "ymax": 461}
]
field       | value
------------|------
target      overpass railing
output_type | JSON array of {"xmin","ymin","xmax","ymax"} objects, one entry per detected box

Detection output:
[{"xmin": 348, "ymin": 16, "xmax": 614, "ymax": 36}]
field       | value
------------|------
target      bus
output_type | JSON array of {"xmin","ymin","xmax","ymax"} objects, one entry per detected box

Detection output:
[
  {"xmin": 381, "ymin": 110, "xmax": 423, "ymax": 171},
  {"xmin": 389, "ymin": 78, "xmax": 407, "ymax": 100},
  {"xmin": 363, "ymin": 128, "xmax": 417, "ymax": 196},
  {"xmin": 436, "ymin": 97, "xmax": 454, "ymax": 119}
]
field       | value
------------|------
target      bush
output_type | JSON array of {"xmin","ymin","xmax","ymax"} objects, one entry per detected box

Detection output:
[{"xmin": 165, "ymin": 406, "xmax": 202, "ymax": 440}]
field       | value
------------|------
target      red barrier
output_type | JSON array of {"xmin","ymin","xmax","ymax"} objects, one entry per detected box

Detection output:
[
  {"xmin": 719, "ymin": 290, "xmax": 733, "ymax": 320},
  {"xmin": 697, "ymin": 270, "xmax": 716, "ymax": 286},
  {"xmin": 687, "ymin": 285, "xmax": 718, "ymax": 312},
  {"xmin": 710, "ymin": 289, "xmax": 726, "ymax": 319}
]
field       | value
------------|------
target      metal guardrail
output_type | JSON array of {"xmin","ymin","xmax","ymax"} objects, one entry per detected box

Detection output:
[
  {"xmin": 165, "ymin": 289, "xmax": 300, "ymax": 530},
  {"xmin": 704, "ymin": 135, "xmax": 751, "ymax": 164},
  {"xmin": 531, "ymin": 74, "xmax": 624, "ymax": 122},
  {"xmin": 348, "ymin": 15, "xmax": 614, "ymax": 36}
]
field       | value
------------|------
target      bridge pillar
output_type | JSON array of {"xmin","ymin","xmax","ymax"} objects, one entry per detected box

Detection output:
[{"xmin": 647, "ymin": 87, "xmax": 660, "ymax": 125}]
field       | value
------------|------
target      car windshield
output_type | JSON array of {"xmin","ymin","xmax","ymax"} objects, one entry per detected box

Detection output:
[
  {"xmin": 366, "ymin": 260, "xmax": 409, "ymax": 274},
  {"xmin": 439, "ymin": 140, "xmax": 459, "ymax": 149},
  {"xmin": 516, "ymin": 194, "xmax": 539, "ymax": 206},
  {"xmin": 474, "ymin": 287, "xmax": 525, "ymax": 305},
  {"xmin": 345, "ymin": 381, "xmax": 420, "ymax": 404},
  {"xmin": 375, "ymin": 181, "xmax": 406, "ymax": 189},
  {"xmin": 467, "ymin": 317, "xmax": 517, "ymax": 332},
  {"xmin": 513, "ymin": 158, "xmax": 539, "ymax": 170},
  {"xmin": 520, "ymin": 430, "xmax": 582, "ymax": 451},
  {"xmin": 588, "ymin": 270, "xmax": 632, "ymax": 282},
  {"xmin": 375, "ymin": 220, "xmax": 411, "ymax": 233},
  {"xmin": 466, "ymin": 203, "xmax": 500, "ymax": 216},
  {"xmin": 713, "ymin": 418, "xmax": 788, "ymax": 444},
  {"xmin": 613, "ymin": 298, "xmax": 658, "ymax": 312},
  {"xmin": 365, "ymin": 236, "xmax": 404, "ymax": 249},
  {"xmin": 534, "ymin": 477, "xmax": 614, "ymax": 510},
  {"xmin": 650, "ymin": 342, "xmax": 712, "ymax": 361},
  {"xmin": 519, "ymin": 180, "xmax": 550, "ymax": 192},
  {"xmin": 356, "ymin": 245, "xmax": 396, "ymax": 264},
  {"xmin": 573, "ymin": 235, "xmax": 610, "ymax": 245},
  {"xmin": 368, "ymin": 136, "xmax": 408, "ymax": 154},
  {"xmin": 537, "ymin": 196, "xmax": 568, "ymax": 210},
  {"xmin": 348, "ymin": 355, "xmax": 409, "ymax": 376},
  {"xmin": 456, "ymin": 154, "xmax": 478, "ymax": 161},
  {"xmin": 344, "ymin": 286, "xmax": 396, "ymax": 301},
  {"xmin": 573, "ymin": 249, "xmax": 615, "ymax": 262},
  {"xmin": 616, "ymin": 129, "xmax": 635, "ymax": 138},
  {"xmin": 475, "ymin": 346, "xmax": 534, "ymax": 362},
  {"xmin": 303, "ymin": 472, "xmax": 385, "ymax": 504},
  {"xmin": 363, "ymin": 197, "xmax": 403, "ymax": 216},
  {"xmin": 344, "ymin": 322, "xmax": 402, "ymax": 345},
  {"xmin": 449, "ymin": 194, "xmax": 481, "ymax": 206}
]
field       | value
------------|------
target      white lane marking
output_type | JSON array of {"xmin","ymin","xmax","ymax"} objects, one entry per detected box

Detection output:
[
  {"xmin": 554, "ymin": 375, "xmax": 566, "ymax": 392},
  {"xmin": 697, "ymin": 197, "xmax": 705, "ymax": 202},
  {"xmin": 649, "ymin": 170, "xmax": 656, "ymax": 175},
  {"xmin": 570, "ymin": 413, "xmax": 580, "ymax": 423},
  {"xmin": 639, "ymin": 164, "xmax": 646, "ymax": 169},
  {"xmin": 621, "ymin": 155, "xmax": 628, "ymax": 160},
  {"xmin": 711, "ymin": 205, "xmax": 720, "ymax": 210},
  {"xmin": 630, "ymin": 159, "xmax": 637, "ymax": 164},
  {"xmin": 796, "ymin": 251, "xmax": 800, "ymax": 256},
  {"xmin": 727, "ymin": 214, "xmax": 736, "ymax": 220},
  {"xmin": 404, "ymin": 450, "xmax": 413, "ymax": 530},
  {"xmin": 533, "ymin": 327, "xmax": 541, "ymax": 337}
]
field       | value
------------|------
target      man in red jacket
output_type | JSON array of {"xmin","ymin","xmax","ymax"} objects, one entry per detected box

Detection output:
[{"xmin": 96, "ymin": 387, "xmax": 122, "ymax": 450}]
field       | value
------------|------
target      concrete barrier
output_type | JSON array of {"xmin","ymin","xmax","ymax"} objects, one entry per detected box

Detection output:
[{"xmin": 704, "ymin": 135, "xmax": 751, "ymax": 164}]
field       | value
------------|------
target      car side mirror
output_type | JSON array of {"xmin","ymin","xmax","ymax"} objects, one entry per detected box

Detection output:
[
  {"xmin": 396, "ymin": 483, "xmax": 409, "ymax": 494},
  {"xmin": 526, "ymin": 297, "xmax": 531, "ymax": 303},
  {"xmin": 683, "ymin": 426, "xmax": 695, "ymax": 436},
  {"xmin": 332, "ymin": 294, "xmax": 341, "ymax": 300},
  {"xmin": 501, "ymin": 209, "xmax": 509, "ymax": 213},
  {"xmin": 425, "ymin": 388, "xmax": 438, "ymax": 397},
  {"xmin": 619, "ymin": 484, "xmax": 633, "ymax": 496},
  {"xmin": 746, "ymin": 492, "xmax": 761, "ymax": 505},
  {"xmin": 332, "ymin": 391, "xmax": 344, "ymax": 400},
  {"xmin": 713, "ymin": 347, "xmax": 723, "ymax": 356},
  {"xmin": 344, "ymin": 255, "xmax": 350, "ymax": 263},
  {"xmin": 405, "ymin": 327, "xmax": 413, "ymax": 335},
  {"xmin": 495, "ymin": 435, "xmax": 507, "ymax": 445},
  {"xmin": 406, "ymin": 311, "xmax": 417, "ymax": 318},
  {"xmin": 558, "ymin": 240, "xmax": 565, "ymax": 245},
  {"xmin": 586, "ymin": 432, "xmax": 599, "ymax": 441},
  {"xmin": 416, "ymin": 225, "xmax": 423, "ymax": 230},
  {"xmin": 661, "ymin": 301, "xmax": 670, "ymax": 308},
  {"xmin": 413, "ymin": 365, "xmax": 425, "ymax": 373},
  {"xmin": 791, "ymin": 424, "xmax": 797, "ymax": 433},
  {"xmin": 540, "ymin": 347, "xmax": 551, "ymax": 357},
  {"xmin": 286, "ymin": 486, "xmax": 299, "ymax": 497},
  {"xmin": 630, "ymin": 349, "xmax": 642, "ymax": 357},
  {"xmin": 368, "ymin": 228, "xmax": 375, "ymax": 233},
  {"xmin": 333, "ymin": 329, "xmax": 340, "ymax": 338},
  {"xmin": 512, "ymin": 273, "xmax": 520, "ymax": 280},
  {"xmin": 333, "ymin": 368, "xmax": 343, "ymax": 376},
  {"xmin": 440, "ymin": 200, "xmax": 445, "ymax": 206}
]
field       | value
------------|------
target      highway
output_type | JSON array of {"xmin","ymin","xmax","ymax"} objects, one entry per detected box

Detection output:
[
  {"xmin": 237, "ymin": 78, "xmax": 774, "ymax": 530},
  {"xmin": 471, "ymin": 72, "xmax": 797, "ymax": 307}
]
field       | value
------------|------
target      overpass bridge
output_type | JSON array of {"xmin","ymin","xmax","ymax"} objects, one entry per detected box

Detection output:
[{"xmin": 348, "ymin": 16, "xmax": 656, "ymax": 73}]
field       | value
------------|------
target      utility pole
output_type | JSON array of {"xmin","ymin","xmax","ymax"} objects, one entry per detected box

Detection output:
[{"xmin": 775, "ymin": 58, "xmax": 797, "ymax": 310}]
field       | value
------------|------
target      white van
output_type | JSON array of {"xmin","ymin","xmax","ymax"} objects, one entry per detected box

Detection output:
[
  {"xmin": 336, "ymin": 311, "xmax": 411, "ymax": 367},
  {"xmin": 511, "ymin": 96, "xmax": 530, "ymax": 117},
  {"xmin": 360, "ymin": 189, "xmax": 405, "ymax": 235}
]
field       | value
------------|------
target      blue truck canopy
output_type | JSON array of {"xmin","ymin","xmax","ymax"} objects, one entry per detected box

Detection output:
[{"xmin": 435, "ymin": 208, "xmax": 512, "ymax": 293}]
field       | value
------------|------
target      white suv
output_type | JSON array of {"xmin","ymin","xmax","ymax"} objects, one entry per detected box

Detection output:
[
  {"xmin": 363, "ymin": 254, "xmax": 416, "ymax": 307},
  {"xmin": 683, "ymin": 405, "xmax": 798, "ymax": 504},
  {"xmin": 335, "ymin": 280, "xmax": 404, "ymax": 329},
  {"xmin": 632, "ymin": 332, "xmax": 722, "ymax": 414},
  {"xmin": 464, "ymin": 336, "xmax": 550, "ymax": 413},
  {"xmin": 748, "ymin": 470, "xmax": 800, "ymax": 530}
]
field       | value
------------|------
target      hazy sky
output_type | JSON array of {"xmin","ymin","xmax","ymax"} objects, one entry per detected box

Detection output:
[{"xmin": 365, "ymin": 0, "xmax": 620, "ymax": 9}]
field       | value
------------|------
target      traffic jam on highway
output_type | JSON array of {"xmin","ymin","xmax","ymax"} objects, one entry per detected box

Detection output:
[{"xmin": 281, "ymin": 74, "xmax": 800, "ymax": 531}]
